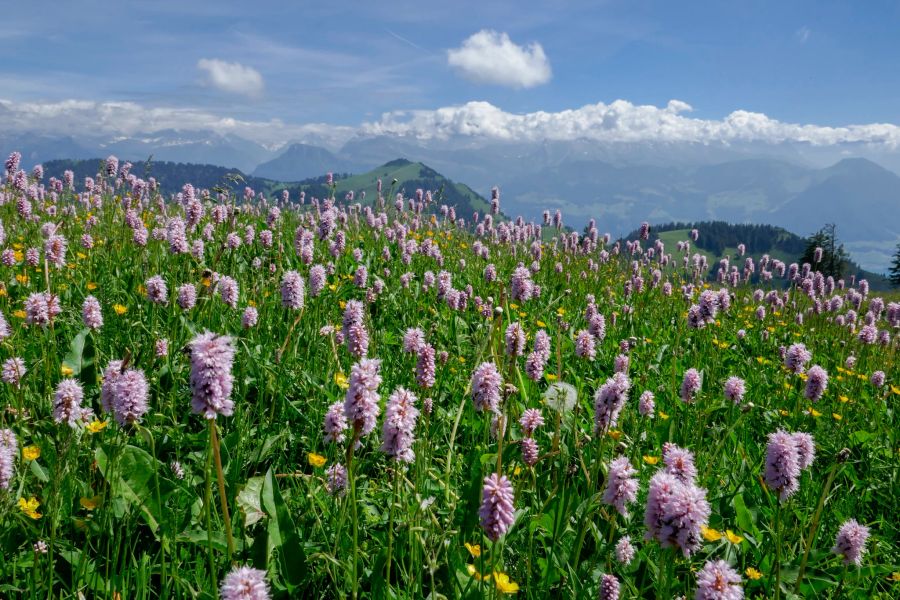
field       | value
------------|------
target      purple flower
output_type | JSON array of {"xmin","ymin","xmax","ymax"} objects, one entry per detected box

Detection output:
[
  {"xmin": 54, "ymin": 379, "xmax": 85, "ymax": 427},
  {"xmin": 695, "ymin": 560, "xmax": 743, "ymax": 600},
  {"xmin": 615, "ymin": 536, "xmax": 635, "ymax": 565},
  {"xmin": 639, "ymin": 391, "xmax": 655, "ymax": 417},
  {"xmin": 343, "ymin": 358, "xmax": 382, "ymax": 437},
  {"xmin": 479, "ymin": 472, "xmax": 515, "ymax": 541},
  {"xmin": 680, "ymin": 368, "xmax": 702, "ymax": 403},
  {"xmin": 643, "ymin": 471, "xmax": 710, "ymax": 557},
  {"xmin": 575, "ymin": 329, "xmax": 596, "ymax": 361},
  {"xmin": 280, "ymin": 270, "xmax": 305, "ymax": 310},
  {"xmin": 82, "ymin": 296, "xmax": 103, "ymax": 330},
  {"xmin": 804, "ymin": 365, "xmax": 828, "ymax": 401},
  {"xmin": 416, "ymin": 344, "xmax": 436, "ymax": 389},
  {"xmin": 505, "ymin": 322, "xmax": 526, "ymax": 356},
  {"xmin": 765, "ymin": 430, "xmax": 801, "ymax": 502},
  {"xmin": 242, "ymin": 306, "xmax": 258, "ymax": 329},
  {"xmin": 519, "ymin": 408, "xmax": 545, "ymax": 436},
  {"xmin": 2, "ymin": 358, "xmax": 26, "ymax": 388},
  {"xmin": 146, "ymin": 275, "xmax": 168, "ymax": 304},
  {"xmin": 177, "ymin": 284, "xmax": 197, "ymax": 310},
  {"xmin": 785, "ymin": 343, "xmax": 812, "ymax": 374},
  {"xmin": 832, "ymin": 519, "xmax": 870, "ymax": 566},
  {"xmin": 325, "ymin": 463, "xmax": 348, "ymax": 496},
  {"xmin": 220, "ymin": 565, "xmax": 270, "ymax": 600},
  {"xmin": 380, "ymin": 387, "xmax": 419, "ymax": 462},
  {"xmin": 112, "ymin": 369, "xmax": 149, "ymax": 426},
  {"xmin": 188, "ymin": 332, "xmax": 236, "ymax": 419},
  {"xmin": 724, "ymin": 376, "xmax": 746, "ymax": 404},
  {"xmin": 0, "ymin": 428, "xmax": 16, "ymax": 490},
  {"xmin": 603, "ymin": 457, "xmax": 639, "ymax": 517},
  {"xmin": 471, "ymin": 362, "xmax": 502, "ymax": 413},
  {"xmin": 599, "ymin": 574, "xmax": 620, "ymax": 600},
  {"xmin": 323, "ymin": 401, "xmax": 347, "ymax": 444},
  {"xmin": 594, "ymin": 372, "xmax": 630, "ymax": 433}
]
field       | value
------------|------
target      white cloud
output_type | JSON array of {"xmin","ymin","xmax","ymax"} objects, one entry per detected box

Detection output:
[
  {"xmin": 447, "ymin": 30, "xmax": 551, "ymax": 89},
  {"xmin": 1, "ymin": 97, "xmax": 899, "ymax": 151},
  {"xmin": 197, "ymin": 58, "xmax": 264, "ymax": 97},
  {"xmin": 361, "ymin": 99, "xmax": 900, "ymax": 147}
]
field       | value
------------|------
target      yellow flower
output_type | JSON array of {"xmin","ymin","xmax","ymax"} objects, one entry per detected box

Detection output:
[
  {"xmin": 464, "ymin": 542, "xmax": 481, "ymax": 557},
  {"xmin": 61, "ymin": 365, "xmax": 74, "ymax": 376},
  {"xmin": 307, "ymin": 453, "xmax": 327, "ymax": 468},
  {"xmin": 726, "ymin": 529, "xmax": 744, "ymax": 544},
  {"xmin": 536, "ymin": 320, "xmax": 546, "ymax": 328},
  {"xmin": 18, "ymin": 497, "xmax": 41, "ymax": 519},
  {"xmin": 23, "ymin": 445, "xmax": 41, "ymax": 461},
  {"xmin": 808, "ymin": 407, "xmax": 822, "ymax": 418},
  {"xmin": 745, "ymin": 567, "xmax": 763, "ymax": 580},
  {"xmin": 832, "ymin": 413, "xmax": 843, "ymax": 421},
  {"xmin": 334, "ymin": 372, "xmax": 349, "ymax": 390},
  {"xmin": 80, "ymin": 496, "xmax": 101, "ymax": 510},
  {"xmin": 86, "ymin": 281, "xmax": 98, "ymax": 290},
  {"xmin": 658, "ymin": 410, "xmax": 669, "ymax": 420},
  {"xmin": 113, "ymin": 304, "xmax": 127, "ymax": 315},
  {"xmin": 701, "ymin": 525, "xmax": 723, "ymax": 542},
  {"xmin": 493, "ymin": 572, "xmax": 519, "ymax": 594},
  {"xmin": 466, "ymin": 564, "xmax": 491, "ymax": 581},
  {"xmin": 86, "ymin": 420, "xmax": 108, "ymax": 433},
  {"xmin": 642, "ymin": 455, "xmax": 659, "ymax": 465}
]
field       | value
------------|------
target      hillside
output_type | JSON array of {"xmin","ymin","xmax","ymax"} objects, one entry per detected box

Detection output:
[{"xmin": 41, "ymin": 158, "xmax": 492, "ymax": 220}]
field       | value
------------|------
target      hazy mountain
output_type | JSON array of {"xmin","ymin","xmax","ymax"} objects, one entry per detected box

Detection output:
[{"xmin": 252, "ymin": 143, "xmax": 368, "ymax": 181}]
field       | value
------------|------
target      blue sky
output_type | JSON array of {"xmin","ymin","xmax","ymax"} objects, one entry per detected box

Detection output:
[{"xmin": 1, "ymin": 0, "xmax": 899, "ymax": 145}]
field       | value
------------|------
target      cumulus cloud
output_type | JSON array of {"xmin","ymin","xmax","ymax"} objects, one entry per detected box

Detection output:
[
  {"xmin": 197, "ymin": 58, "xmax": 264, "ymax": 97},
  {"xmin": 447, "ymin": 30, "xmax": 551, "ymax": 89},
  {"xmin": 1, "ymin": 97, "xmax": 899, "ymax": 150},
  {"xmin": 361, "ymin": 99, "xmax": 900, "ymax": 147}
]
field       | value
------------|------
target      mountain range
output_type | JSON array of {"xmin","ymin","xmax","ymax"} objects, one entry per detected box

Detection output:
[{"xmin": 7, "ymin": 131, "xmax": 900, "ymax": 271}]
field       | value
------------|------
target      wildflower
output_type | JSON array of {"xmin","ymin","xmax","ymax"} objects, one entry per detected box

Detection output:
[
  {"xmin": 188, "ymin": 332, "xmax": 236, "ymax": 419},
  {"xmin": 833, "ymin": 519, "xmax": 870, "ymax": 566},
  {"xmin": 325, "ymin": 463, "xmax": 347, "ymax": 496},
  {"xmin": 82, "ymin": 296, "xmax": 103, "ymax": 330},
  {"xmin": 615, "ymin": 536, "xmax": 635, "ymax": 565},
  {"xmin": 765, "ymin": 430, "xmax": 801, "ymax": 502},
  {"xmin": 471, "ymin": 362, "xmax": 503, "ymax": 413},
  {"xmin": 380, "ymin": 387, "xmax": 419, "ymax": 462},
  {"xmin": 804, "ymin": 365, "xmax": 828, "ymax": 401},
  {"xmin": 603, "ymin": 456, "xmax": 639, "ymax": 516},
  {"xmin": 280, "ymin": 270, "xmax": 305, "ymax": 310},
  {"xmin": 53, "ymin": 379, "xmax": 84, "ymax": 427},
  {"xmin": 18, "ymin": 496, "xmax": 41, "ymax": 519},
  {"xmin": 479, "ymin": 472, "xmax": 515, "ymax": 541},
  {"xmin": 680, "ymin": 368, "xmax": 702, "ymax": 402},
  {"xmin": 220, "ymin": 565, "xmax": 270, "ymax": 600},
  {"xmin": 343, "ymin": 358, "xmax": 382, "ymax": 437},
  {"xmin": 724, "ymin": 376, "xmax": 746, "ymax": 404},
  {"xmin": 695, "ymin": 560, "xmax": 744, "ymax": 600},
  {"xmin": 599, "ymin": 573, "xmax": 620, "ymax": 600},
  {"xmin": 2, "ymin": 357, "xmax": 26, "ymax": 387},
  {"xmin": 323, "ymin": 402, "xmax": 347, "ymax": 444}
]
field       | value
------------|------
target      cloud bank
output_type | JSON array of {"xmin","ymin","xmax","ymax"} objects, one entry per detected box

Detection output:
[
  {"xmin": 447, "ymin": 30, "xmax": 551, "ymax": 89},
  {"xmin": 1, "ymin": 97, "xmax": 899, "ymax": 150},
  {"xmin": 197, "ymin": 58, "xmax": 264, "ymax": 97}
]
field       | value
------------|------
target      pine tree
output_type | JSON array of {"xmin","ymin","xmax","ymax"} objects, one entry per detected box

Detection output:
[
  {"xmin": 889, "ymin": 242, "xmax": 900, "ymax": 287},
  {"xmin": 801, "ymin": 224, "xmax": 848, "ymax": 278}
]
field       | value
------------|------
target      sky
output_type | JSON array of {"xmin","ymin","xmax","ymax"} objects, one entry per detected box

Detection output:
[{"xmin": 1, "ymin": 0, "xmax": 899, "ymax": 147}]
